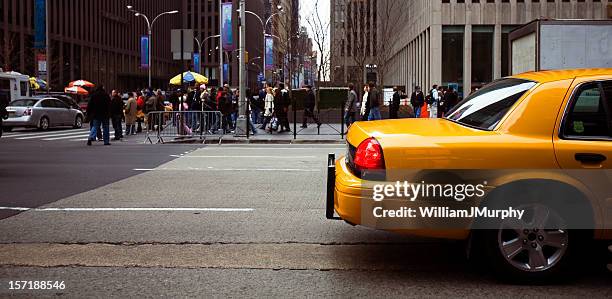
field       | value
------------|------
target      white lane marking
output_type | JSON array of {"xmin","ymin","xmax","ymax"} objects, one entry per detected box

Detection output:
[
  {"xmin": 15, "ymin": 130, "xmax": 91, "ymax": 140},
  {"xmin": 173, "ymin": 155, "xmax": 318, "ymax": 159},
  {"xmin": 71, "ymin": 138, "xmax": 90, "ymax": 141},
  {"xmin": 133, "ymin": 168, "xmax": 318, "ymax": 172},
  {"xmin": 43, "ymin": 134, "xmax": 91, "ymax": 141},
  {"xmin": 0, "ymin": 207, "xmax": 254, "ymax": 212}
]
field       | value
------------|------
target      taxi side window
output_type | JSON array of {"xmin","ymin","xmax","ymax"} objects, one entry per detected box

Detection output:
[{"xmin": 563, "ymin": 82, "xmax": 610, "ymax": 139}]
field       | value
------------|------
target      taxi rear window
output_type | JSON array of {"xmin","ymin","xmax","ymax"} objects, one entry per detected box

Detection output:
[{"xmin": 446, "ymin": 78, "xmax": 537, "ymax": 130}]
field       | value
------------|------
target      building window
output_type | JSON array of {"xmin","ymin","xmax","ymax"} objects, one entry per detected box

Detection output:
[
  {"xmin": 501, "ymin": 26, "xmax": 518, "ymax": 78},
  {"xmin": 472, "ymin": 26, "xmax": 494, "ymax": 91},
  {"xmin": 442, "ymin": 26, "xmax": 464, "ymax": 94}
]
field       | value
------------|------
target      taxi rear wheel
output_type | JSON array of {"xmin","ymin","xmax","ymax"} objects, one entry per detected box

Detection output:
[{"xmin": 477, "ymin": 201, "xmax": 591, "ymax": 284}]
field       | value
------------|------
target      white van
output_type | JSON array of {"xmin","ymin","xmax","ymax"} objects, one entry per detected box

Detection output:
[{"xmin": 0, "ymin": 71, "xmax": 32, "ymax": 105}]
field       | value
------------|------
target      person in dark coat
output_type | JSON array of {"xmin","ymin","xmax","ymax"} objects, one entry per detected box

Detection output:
[
  {"xmin": 410, "ymin": 86, "xmax": 425, "ymax": 118},
  {"xmin": 87, "ymin": 86, "xmax": 112, "ymax": 146},
  {"xmin": 301, "ymin": 85, "xmax": 321, "ymax": 128},
  {"xmin": 442, "ymin": 87, "xmax": 459, "ymax": 116},
  {"xmin": 367, "ymin": 82, "xmax": 382, "ymax": 121},
  {"xmin": 390, "ymin": 86, "xmax": 401, "ymax": 119},
  {"xmin": 344, "ymin": 83, "xmax": 359, "ymax": 126},
  {"xmin": 278, "ymin": 83, "xmax": 291, "ymax": 132},
  {"xmin": 110, "ymin": 90, "xmax": 124, "ymax": 141}
]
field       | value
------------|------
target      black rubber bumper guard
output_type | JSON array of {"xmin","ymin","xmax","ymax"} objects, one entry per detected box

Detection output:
[{"xmin": 326, "ymin": 153, "xmax": 341, "ymax": 220}]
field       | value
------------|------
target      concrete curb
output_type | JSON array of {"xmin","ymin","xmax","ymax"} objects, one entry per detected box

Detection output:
[{"xmin": 160, "ymin": 137, "xmax": 345, "ymax": 145}]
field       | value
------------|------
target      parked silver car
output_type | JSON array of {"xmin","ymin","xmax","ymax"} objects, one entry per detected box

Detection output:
[{"xmin": 3, "ymin": 97, "xmax": 85, "ymax": 131}]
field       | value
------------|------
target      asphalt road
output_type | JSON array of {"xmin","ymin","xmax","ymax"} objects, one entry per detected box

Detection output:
[{"xmin": 0, "ymin": 140, "xmax": 610, "ymax": 297}]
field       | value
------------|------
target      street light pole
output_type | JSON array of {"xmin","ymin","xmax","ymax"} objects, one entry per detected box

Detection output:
[
  {"xmin": 194, "ymin": 35, "xmax": 220, "ymax": 76},
  {"xmin": 236, "ymin": 0, "xmax": 247, "ymax": 136},
  {"xmin": 241, "ymin": 7, "xmax": 283, "ymax": 82},
  {"xmin": 127, "ymin": 6, "xmax": 178, "ymax": 89}
]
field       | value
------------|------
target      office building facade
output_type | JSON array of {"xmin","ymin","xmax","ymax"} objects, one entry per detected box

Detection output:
[
  {"xmin": 1, "ymin": 0, "xmax": 182, "ymax": 91},
  {"xmin": 383, "ymin": 0, "xmax": 611, "ymax": 96}
]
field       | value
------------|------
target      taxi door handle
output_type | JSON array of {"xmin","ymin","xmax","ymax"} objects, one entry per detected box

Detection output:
[{"xmin": 575, "ymin": 153, "xmax": 607, "ymax": 164}]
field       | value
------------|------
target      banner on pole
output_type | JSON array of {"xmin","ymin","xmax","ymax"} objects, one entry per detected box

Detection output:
[
  {"xmin": 265, "ymin": 37, "xmax": 274, "ymax": 70},
  {"xmin": 140, "ymin": 36, "xmax": 149, "ymax": 69},
  {"xmin": 193, "ymin": 53, "xmax": 201, "ymax": 74},
  {"xmin": 223, "ymin": 63, "xmax": 229, "ymax": 84},
  {"xmin": 34, "ymin": 0, "xmax": 46, "ymax": 49},
  {"xmin": 221, "ymin": 3, "xmax": 234, "ymax": 51}
]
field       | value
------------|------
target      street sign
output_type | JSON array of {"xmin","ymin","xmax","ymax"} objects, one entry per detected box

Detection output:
[
  {"xmin": 171, "ymin": 29, "xmax": 194, "ymax": 61},
  {"xmin": 37, "ymin": 53, "xmax": 47, "ymax": 77}
]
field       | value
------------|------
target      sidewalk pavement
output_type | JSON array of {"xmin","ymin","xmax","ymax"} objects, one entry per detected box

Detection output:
[{"xmin": 160, "ymin": 123, "xmax": 347, "ymax": 145}]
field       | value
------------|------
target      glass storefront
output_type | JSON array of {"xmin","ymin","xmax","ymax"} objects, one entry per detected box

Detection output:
[
  {"xmin": 442, "ymin": 26, "xmax": 464, "ymax": 94},
  {"xmin": 471, "ymin": 26, "xmax": 494, "ymax": 92}
]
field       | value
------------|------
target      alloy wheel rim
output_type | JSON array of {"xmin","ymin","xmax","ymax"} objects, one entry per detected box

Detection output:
[
  {"xmin": 497, "ymin": 203, "xmax": 568, "ymax": 272},
  {"xmin": 76, "ymin": 117, "xmax": 82, "ymax": 127},
  {"xmin": 41, "ymin": 118, "xmax": 49, "ymax": 130}
]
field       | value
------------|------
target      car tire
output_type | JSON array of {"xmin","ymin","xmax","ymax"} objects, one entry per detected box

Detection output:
[
  {"xmin": 74, "ymin": 115, "xmax": 83, "ymax": 129},
  {"xmin": 475, "ymin": 194, "xmax": 589, "ymax": 284},
  {"xmin": 39, "ymin": 117, "xmax": 50, "ymax": 131}
]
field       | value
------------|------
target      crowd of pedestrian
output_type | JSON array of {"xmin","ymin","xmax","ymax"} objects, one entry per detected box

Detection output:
[
  {"xmin": 343, "ymin": 82, "xmax": 461, "ymax": 127},
  {"xmin": 83, "ymin": 80, "xmax": 461, "ymax": 146}
]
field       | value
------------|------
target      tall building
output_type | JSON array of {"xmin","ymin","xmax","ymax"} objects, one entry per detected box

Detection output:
[
  {"xmin": 1, "ymin": 0, "xmax": 182, "ymax": 91},
  {"xmin": 330, "ymin": 0, "xmax": 379, "ymax": 84},
  {"xmin": 1, "ymin": 0, "xmax": 269, "ymax": 91},
  {"xmin": 270, "ymin": 0, "xmax": 300, "ymax": 85},
  {"xmin": 383, "ymin": 0, "xmax": 612, "ymax": 97}
]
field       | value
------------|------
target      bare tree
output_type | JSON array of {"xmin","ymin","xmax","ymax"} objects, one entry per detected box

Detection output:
[
  {"xmin": 0, "ymin": 32, "xmax": 19, "ymax": 71},
  {"xmin": 374, "ymin": 0, "xmax": 404, "ymax": 86},
  {"xmin": 305, "ymin": 0, "xmax": 331, "ymax": 82},
  {"xmin": 337, "ymin": 0, "xmax": 369, "ymax": 85}
]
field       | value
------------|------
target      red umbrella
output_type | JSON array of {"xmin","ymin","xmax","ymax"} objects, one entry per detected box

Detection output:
[
  {"xmin": 64, "ymin": 86, "xmax": 89, "ymax": 96},
  {"xmin": 68, "ymin": 80, "xmax": 95, "ymax": 88}
]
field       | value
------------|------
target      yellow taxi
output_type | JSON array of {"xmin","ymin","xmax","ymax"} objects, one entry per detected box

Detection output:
[{"xmin": 326, "ymin": 69, "xmax": 612, "ymax": 282}]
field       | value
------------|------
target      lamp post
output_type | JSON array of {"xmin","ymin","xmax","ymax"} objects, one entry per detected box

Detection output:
[
  {"xmin": 127, "ymin": 5, "xmax": 178, "ymax": 89},
  {"xmin": 194, "ymin": 35, "xmax": 220, "ymax": 76},
  {"xmin": 238, "ymin": 5, "xmax": 284, "ymax": 81}
]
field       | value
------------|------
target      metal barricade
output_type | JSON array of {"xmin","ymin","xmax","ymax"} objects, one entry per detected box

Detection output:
[{"xmin": 145, "ymin": 111, "xmax": 223, "ymax": 144}]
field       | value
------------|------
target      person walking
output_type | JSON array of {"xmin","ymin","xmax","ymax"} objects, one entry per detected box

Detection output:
[
  {"xmin": 124, "ymin": 92, "xmax": 138, "ymax": 136},
  {"xmin": 410, "ymin": 86, "xmax": 425, "ymax": 118},
  {"xmin": 344, "ymin": 83, "xmax": 359, "ymax": 127},
  {"xmin": 136, "ymin": 91, "xmax": 145, "ymax": 133},
  {"xmin": 360, "ymin": 85, "xmax": 369, "ymax": 121},
  {"xmin": 278, "ymin": 83, "xmax": 291, "ymax": 133},
  {"xmin": 367, "ymin": 82, "xmax": 382, "ymax": 121},
  {"xmin": 87, "ymin": 86, "xmax": 112, "ymax": 146},
  {"xmin": 428, "ymin": 84, "xmax": 440, "ymax": 119},
  {"xmin": 110, "ymin": 90, "xmax": 124, "ymax": 141},
  {"xmin": 261, "ymin": 87, "xmax": 275, "ymax": 133},
  {"xmin": 302, "ymin": 85, "xmax": 321, "ymax": 128},
  {"xmin": 144, "ymin": 90, "xmax": 160, "ymax": 131},
  {"xmin": 390, "ymin": 86, "xmax": 401, "ymax": 119}
]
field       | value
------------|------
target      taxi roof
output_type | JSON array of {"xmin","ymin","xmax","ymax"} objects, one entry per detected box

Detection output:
[{"xmin": 512, "ymin": 68, "xmax": 612, "ymax": 83}]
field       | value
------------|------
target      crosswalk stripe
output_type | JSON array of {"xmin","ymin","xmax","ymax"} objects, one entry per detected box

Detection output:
[
  {"xmin": 6, "ymin": 129, "xmax": 89, "ymax": 139},
  {"xmin": 15, "ymin": 130, "xmax": 90, "ymax": 140},
  {"xmin": 7, "ymin": 129, "xmax": 89, "ymax": 138},
  {"xmin": 43, "ymin": 134, "xmax": 92, "ymax": 141}
]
